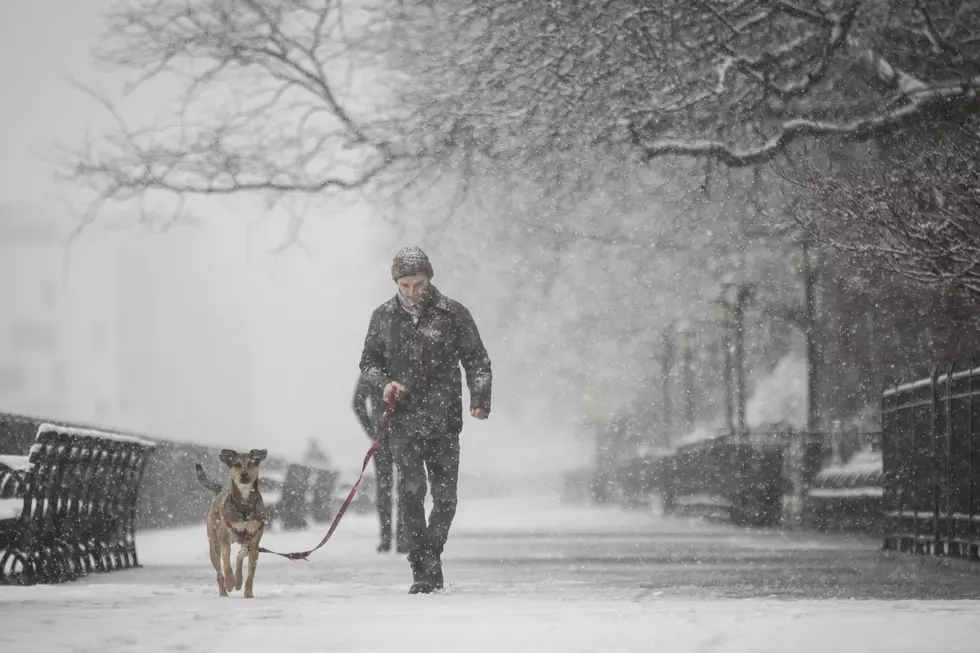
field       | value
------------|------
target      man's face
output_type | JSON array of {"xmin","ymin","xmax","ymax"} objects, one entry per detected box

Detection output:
[{"xmin": 396, "ymin": 274, "xmax": 430, "ymax": 305}]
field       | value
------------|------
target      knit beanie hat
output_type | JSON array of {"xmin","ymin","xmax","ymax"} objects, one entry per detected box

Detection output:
[{"xmin": 391, "ymin": 246, "xmax": 434, "ymax": 280}]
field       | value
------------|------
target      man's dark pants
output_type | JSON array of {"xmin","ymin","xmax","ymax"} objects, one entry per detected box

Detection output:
[
  {"xmin": 373, "ymin": 441, "xmax": 407, "ymax": 549},
  {"xmin": 388, "ymin": 431, "xmax": 460, "ymax": 563}
]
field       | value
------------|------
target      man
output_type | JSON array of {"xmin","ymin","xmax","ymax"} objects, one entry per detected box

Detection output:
[
  {"xmin": 359, "ymin": 246, "xmax": 492, "ymax": 594},
  {"xmin": 352, "ymin": 374, "xmax": 408, "ymax": 554}
]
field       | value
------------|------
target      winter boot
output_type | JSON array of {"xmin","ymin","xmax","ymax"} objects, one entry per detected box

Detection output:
[
  {"xmin": 408, "ymin": 554, "xmax": 436, "ymax": 594},
  {"xmin": 429, "ymin": 549, "xmax": 444, "ymax": 590},
  {"xmin": 432, "ymin": 559, "xmax": 444, "ymax": 591}
]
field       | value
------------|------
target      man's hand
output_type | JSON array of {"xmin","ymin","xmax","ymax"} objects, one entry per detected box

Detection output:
[
  {"xmin": 471, "ymin": 407, "xmax": 488, "ymax": 420},
  {"xmin": 384, "ymin": 381, "xmax": 405, "ymax": 402}
]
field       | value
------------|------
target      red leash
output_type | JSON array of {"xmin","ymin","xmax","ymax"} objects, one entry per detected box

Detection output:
[{"xmin": 259, "ymin": 392, "xmax": 396, "ymax": 561}]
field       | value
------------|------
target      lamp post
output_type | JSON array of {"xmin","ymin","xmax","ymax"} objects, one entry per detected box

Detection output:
[
  {"xmin": 679, "ymin": 326, "xmax": 695, "ymax": 433},
  {"xmin": 800, "ymin": 240, "xmax": 819, "ymax": 434},
  {"xmin": 716, "ymin": 282, "xmax": 754, "ymax": 436},
  {"xmin": 712, "ymin": 299, "xmax": 735, "ymax": 434},
  {"xmin": 660, "ymin": 326, "xmax": 674, "ymax": 443},
  {"xmin": 732, "ymin": 284, "xmax": 752, "ymax": 435},
  {"xmin": 785, "ymin": 238, "xmax": 821, "ymax": 434},
  {"xmin": 783, "ymin": 238, "xmax": 821, "ymax": 524}
]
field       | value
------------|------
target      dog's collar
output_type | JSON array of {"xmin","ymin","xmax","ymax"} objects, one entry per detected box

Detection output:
[{"xmin": 224, "ymin": 518, "xmax": 261, "ymax": 542}]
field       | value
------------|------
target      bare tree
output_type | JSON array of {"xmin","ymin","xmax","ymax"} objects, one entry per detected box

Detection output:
[
  {"xmin": 391, "ymin": 0, "xmax": 980, "ymax": 177},
  {"xmin": 62, "ymin": 0, "xmax": 410, "ymax": 229}
]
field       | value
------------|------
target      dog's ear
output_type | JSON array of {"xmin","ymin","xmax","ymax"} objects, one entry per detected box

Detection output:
[
  {"xmin": 249, "ymin": 449, "xmax": 268, "ymax": 464},
  {"xmin": 219, "ymin": 449, "xmax": 239, "ymax": 467}
]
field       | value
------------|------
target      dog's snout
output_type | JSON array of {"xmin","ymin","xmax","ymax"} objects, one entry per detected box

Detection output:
[{"xmin": 239, "ymin": 473, "xmax": 251, "ymax": 483}]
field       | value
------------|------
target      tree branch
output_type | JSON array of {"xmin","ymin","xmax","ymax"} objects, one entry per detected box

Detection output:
[
  {"xmin": 639, "ymin": 73, "xmax": 980, "ymax": 166},
  {"xmin": 63, "ymin": 0, "xmax": 399, "ymax": 226}
]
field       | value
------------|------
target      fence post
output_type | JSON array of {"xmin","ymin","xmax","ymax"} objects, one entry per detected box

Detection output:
[
  {"xmin": 787, "ymin": 428, "xmax": 804, "ymax": 526},
  {"xmin": 661, "ymin": 327, "xmax": 674, "ymax": 438},
  {"xmin": 930, "ymin": 364, "xmax": 941, "ymax": 555},
  {"xmin": 945, "ymin": 362, "xmax": 955, "ymax": 557},
  {"xmin": 970, "ymin": 360, "xmax": 977, "ymax": 558}
]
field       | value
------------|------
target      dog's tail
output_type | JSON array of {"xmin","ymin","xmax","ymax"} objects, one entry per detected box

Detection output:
[{"xmin": 195, "ymin": 463, "xmax": 225, "ymax": 495}]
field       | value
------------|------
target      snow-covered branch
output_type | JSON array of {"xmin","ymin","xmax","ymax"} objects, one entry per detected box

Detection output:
[
  {"xmin": 392, "ymin": 0, "xmax": 980, "ymax": 174},
  {"xmin": 639, "ymin": 73, "xmax": 980, "ymax": 166},
  {"xmin": 66, "ymin": 0, "xmax": 980, "ymax": 216}
]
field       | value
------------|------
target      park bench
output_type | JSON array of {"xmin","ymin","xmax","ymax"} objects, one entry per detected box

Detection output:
[
  {"xmin": 660, "ymin": 434, "xmax": 785, "ymax": 527},
  {"xmin": 0, "ymin": 423, "xmax": 155, "ymax": 585},
  {"xmin": 806, "ymin": 448, "xmax": 884, "ymax": 532}
]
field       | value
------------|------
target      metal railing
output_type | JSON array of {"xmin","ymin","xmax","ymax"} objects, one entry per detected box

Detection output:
[{"xmin": 882, "ymin": 362, "xmax": 980, "ymax": 559}]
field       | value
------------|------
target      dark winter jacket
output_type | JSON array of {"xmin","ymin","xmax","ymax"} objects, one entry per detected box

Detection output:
[{"xmin": 358, "ymin": 285, "xmax": 492, "ymax": 437}]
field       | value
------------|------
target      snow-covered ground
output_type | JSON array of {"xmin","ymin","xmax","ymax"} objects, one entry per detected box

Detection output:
[{"xmin": 2, "ymin": 496, "xmax": 979, "ymax": 652}]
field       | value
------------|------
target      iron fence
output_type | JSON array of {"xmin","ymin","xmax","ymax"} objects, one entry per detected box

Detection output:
[{"xmin": 881, "ymin": 362, "xmax": 980, "ymax": 559}]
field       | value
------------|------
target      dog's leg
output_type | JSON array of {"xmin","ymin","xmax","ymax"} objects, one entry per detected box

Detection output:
[
  {"xmin": 210, "ymin": 539, "xmax": 227, "ymax": 597},
  {"xmin": 221, "ymin": 539, "xmax": 235, "ymax": 593},
  {"xmin": 234, "ymin": 545, "xmax": 247, "ymax": 591},
  {"xmin": 243, "ymin": 541, "xmax": 259, "ymax": 599}
]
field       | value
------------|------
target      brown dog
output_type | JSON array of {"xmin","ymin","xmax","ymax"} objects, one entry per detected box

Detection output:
[{"xmin": 195, "ymin": 449, "xmax": 267, "ymax": 598}]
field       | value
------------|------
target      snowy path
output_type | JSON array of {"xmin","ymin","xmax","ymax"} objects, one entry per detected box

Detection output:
[{"xmin": 2, "ymin": 496, "xmax": 980, "ymax": 652}]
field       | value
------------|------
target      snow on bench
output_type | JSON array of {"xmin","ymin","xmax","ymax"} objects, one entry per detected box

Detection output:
[
  {"xmin": 0, "ymin": 499, "xmax": 22, "ymax": 521},
  {"xmin": 0, "ymin": 455, "xmax": 31, "ymax": 472},
  {"xmin": 809, "ymin": 486, "xmax": 884, "ymax": 499},
  {"xmin": 809, "ymin": 450, "xmax": 883, "ymax": 498}
]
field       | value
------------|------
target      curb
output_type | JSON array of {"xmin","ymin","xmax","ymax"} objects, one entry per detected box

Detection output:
[{"xmin": 880, "ymin": 549, "xmax": 980, "ymax": 574}]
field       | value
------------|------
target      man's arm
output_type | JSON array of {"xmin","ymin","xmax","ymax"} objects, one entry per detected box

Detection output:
[
  {"xmin": 359, "ymin": 309, "xmax": 390, "ymax": 391},
  {"xmin": 351, "ymin": 377, "xmax": 373, "ymax": 435},
  {"xmin": 456, "ymin": 305, "xmax": 492, "ymax": 416}
]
